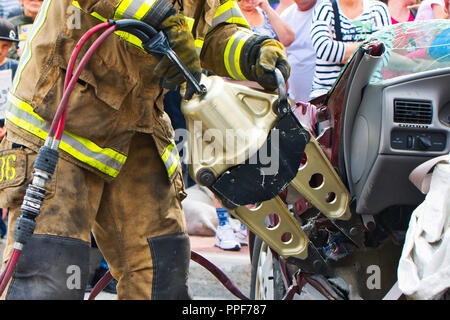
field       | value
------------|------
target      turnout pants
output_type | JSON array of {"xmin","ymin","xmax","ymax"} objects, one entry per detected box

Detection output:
[{"xmin": 0, "ymin": 132, "xmax": 190, "ymax": 300}]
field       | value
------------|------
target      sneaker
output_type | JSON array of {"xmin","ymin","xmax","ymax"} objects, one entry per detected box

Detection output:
[
  {"xmin": 228, "ymin": 217, "xmax": 241, "ymax": 233},
  {"xmin": 85, "ymin": 266, "xmax": 117, "ymax": 294},
  {"xmin": 215, "ymin": 224, "xmax": 241, "ymax": 251},
  {"xmin": 85, "ymin": 267, "xmax": 106, "ymax": 292},
  {"xmin": 235, "ymin": 224, "xmax": 248, "ymax": 246},
  {"xmin": 103, "ymin": 278, "xmax": 118, "ymax": 295}
]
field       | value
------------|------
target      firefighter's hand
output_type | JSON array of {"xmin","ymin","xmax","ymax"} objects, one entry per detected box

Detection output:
[
  {"xmin": 253, "ymin": 39, "xmax": 290, "ymax": 91},
  {"xmin": 153, "ymin": 13, "xmax": 202, "ymax": 99}
]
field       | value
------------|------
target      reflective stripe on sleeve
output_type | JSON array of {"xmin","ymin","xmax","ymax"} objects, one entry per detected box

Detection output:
[
  {"xmin": 72, "ymin": 0, "xmax": 147, "ymax": 50},
  {"xmin": 211, "ymin": 0, "xmax": 249, "ymax": 29},
  {"xmin": 185, "ymin": 16, "xmax": 195, "ymax": 32},
  {"xmin": 6, "ymin": 94, "xmax": 127, "ymax": 178},
  {"xmin": 195, "ymin": 38, "xmax": 204, "ymax": 54},
  {"xmin": 223, "ymin": 29, "xmax": 253, "ymax": 81},
  {"xmin": 161, "ymin": 139, "xmax": 180, "ymax": 179},
  {"xmin": 114, "ymin": 0, "xmax": 158, "ymax": 20},
  {"xmin": 12, "ymin": 0, "xmax": 52, "ymax": 93},
  {"xmin": 72, "ymin": 1, "xmax": 196, "ymax": 52}
]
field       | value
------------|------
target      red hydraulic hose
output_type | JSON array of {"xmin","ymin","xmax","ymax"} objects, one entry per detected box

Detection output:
[
  {"xmin": 53, "ymin": 21, "xmax": 112, "ymax": 141},
  {"xmin": 87, "ymin": 251, "xmax": 251, "ymax": 300},
  {"xmin": 65, "ymin": 21, "xmax": 111, "ymax": 89},
  {"xmin": 0, "ymin": 248, "xmax": 21, "ymax": 295},
  {"xmin": 191, "ymin": 251, "xmax": 250, "ymax": 300},
  {"xmin": 50, "ymin": 23, "xmax": 116, "ymax": 140},
  {"xmin": 88, "ymin": 270, "xmax": 114, "ymax": 300}
]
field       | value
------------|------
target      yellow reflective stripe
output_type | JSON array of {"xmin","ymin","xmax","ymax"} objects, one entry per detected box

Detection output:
[
  {"xmin": 133, "ymin": 2, "xmax": 152, "ymax": 20},
  {"xmin": 213, "ymin": 0, "xmax": 236, "ymax": 18},
  {"xmin": 72, "ymin": 0, "xmax": 81, "ymax": 9},
  {"xmin": 13, "ymin": 0, "xmax": 51, "ymax": 93},
  {"xmin": 5, "ymin": 110, "xmax": 121, "ymax": 178},
  {"xmin": 91, "ymin": 12, "xmax": 107, "ymax": 21},
  {"xmin": 233, "ymin": 37, "xmax": 247, "ymax": 80},
  {"xmin": 8, "ymin": 95, "xmax": 127, "ymax": 164},
  {"xmin": 161, "ymin": 140, "xmax": 175, "ymax": 163},
  {"xmin": 72, "ymin": 1, "xmax": 145, "ymax": 50},
  {"xmin": 115, "ymin": 30, "xmax": 143, "ymax": 48},
  {"xmin": 164, "ymin": 148, "xmax": 179, "ymax": 178},
  {"xmin": 195, "ymin": 38, "xmax": 204, "ymax": 51},
  {"xmin": 223, "ymin": 30, "xmax": 252, "ymax": 80},
  {"xmin": 222, "ymin": 17, "xmax": 248, "ymax": 26},
  {"xmin": 224, "ymin": 37, "xmax": 234, "ymax": 79},
  {"xmin": 8, "ymin": 94, "xmax": 44, "ymax": 121},
  {"xmin": 72, "ymin": 1, "xmax": 196, "ymax": 52},
  {"xmin": 58, "ymin": 137, "xmax": 120, "ymax": 178},
  {"xmin": 167, "ymin": 152, "xmax": 179, "ymax": 178},
  {"xmin": 114, "ymin": 0, "xmax": 133, "ymax": 19},
  {"xmin": 7, "ymin": 94, "xmax": 127, "ymax": 178},
  {"xmin": 114, "ymin": 0, "xmax": 159, "ymax": 20},
  {"xmin": 161, "ymin": 140, "xmax": 180, "ymax": 178},
  {"xmin": 212, "ymin": 0, "xmax": 249, "ymax": 28},
  {"xmin": 185, "ymin": 16, "xmax": 194, "ymax": 31}
]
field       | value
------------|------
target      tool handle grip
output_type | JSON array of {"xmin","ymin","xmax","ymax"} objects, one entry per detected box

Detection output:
[{"xmin": 274, "ymin": 68, "xmax": 290, "ymax": 115}]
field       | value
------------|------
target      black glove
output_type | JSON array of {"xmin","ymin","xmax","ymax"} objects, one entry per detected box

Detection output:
[{"xmin": 153, "ymin": 13, "xmax": 202, "ymax": 100}]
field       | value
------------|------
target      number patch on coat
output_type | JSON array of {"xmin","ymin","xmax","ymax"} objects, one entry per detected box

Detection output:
[{"xmin": 0, "ymin": 149, "xmax": 26, "ymax": 189}]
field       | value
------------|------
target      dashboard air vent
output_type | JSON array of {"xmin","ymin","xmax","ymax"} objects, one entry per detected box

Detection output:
[{"xmin": 394, "ymin": 99, "xmax": 433, "ymax": 124}]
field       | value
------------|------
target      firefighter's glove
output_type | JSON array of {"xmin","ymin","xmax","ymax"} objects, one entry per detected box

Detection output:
[
  {"xmin": 254, "ymin": 39, "xmax": 290, "ymax": 91},
  {"xmin": 153, "ymin": 13, "xmax": 202, "ymax": 100}
]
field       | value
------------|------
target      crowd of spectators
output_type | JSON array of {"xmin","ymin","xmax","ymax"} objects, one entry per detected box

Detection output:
[{"xmin": 0, "ymin": 0, "xmax": 23, "ymax": 239}]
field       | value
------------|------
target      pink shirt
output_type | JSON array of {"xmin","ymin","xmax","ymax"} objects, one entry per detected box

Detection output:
[
  {"xmin": 391, "ymin": 10, "xmax": 415, "ymax": 24},
  {"xmin": 415, "ymin": 0, "xmax": 446, "ymax": 20}
]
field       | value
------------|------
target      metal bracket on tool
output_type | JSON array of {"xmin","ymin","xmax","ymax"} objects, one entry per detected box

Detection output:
[{"xmin": 230, "ymin": 196, "xmax": 310, "ymax": 261}]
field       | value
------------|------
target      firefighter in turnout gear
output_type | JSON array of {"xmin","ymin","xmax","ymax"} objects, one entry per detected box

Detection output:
[{"xmin": 0, "ymin": 0, "xmax": 290, "ymax": 299}]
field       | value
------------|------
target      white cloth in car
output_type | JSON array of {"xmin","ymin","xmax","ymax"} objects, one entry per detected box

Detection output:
[{"xmin": 397, "ymin": 155, "xmax": 450, "ymax": 300}]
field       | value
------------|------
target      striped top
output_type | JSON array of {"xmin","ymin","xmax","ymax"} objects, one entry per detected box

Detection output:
[
  {"xmin": 0, "ymin": 0, "xmax": 22, "ymax": 19},
  {"xmin": 310, "ymin": 0, "xmax": 391, "ymax": 99}
]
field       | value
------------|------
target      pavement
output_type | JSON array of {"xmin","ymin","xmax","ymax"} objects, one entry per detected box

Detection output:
[
  {"xmin": 0, "ymin": 234, "xmax": 252, "ymax": 300},
  {"xmin": 188, "ymin": 235, "xmax": 251, "ymax": 300}
]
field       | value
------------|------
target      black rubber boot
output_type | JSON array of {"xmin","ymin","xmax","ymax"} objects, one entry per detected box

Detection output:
[
  {"xmin": 6, "ymin": 234, "xmax": 90, "ymax": 300},
  {"xmin": 147, "ymin": 232, "xmax": 192, "ymax": 300}
]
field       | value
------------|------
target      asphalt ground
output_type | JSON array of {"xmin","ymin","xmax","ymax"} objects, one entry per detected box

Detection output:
[{"xmin": 0, "ymin": 234, "xmax": 252, "ymax": 300}]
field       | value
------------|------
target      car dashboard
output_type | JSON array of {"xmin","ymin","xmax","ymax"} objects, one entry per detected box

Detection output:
[{"xmin": 348, "ymin": 68, "xmax": 450, "ymax": 215}]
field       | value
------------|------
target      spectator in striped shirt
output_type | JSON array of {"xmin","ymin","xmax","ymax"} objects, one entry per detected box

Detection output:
[{"xmin": 310, "ymin": 0, "xmax": 391, "ymax": 99}]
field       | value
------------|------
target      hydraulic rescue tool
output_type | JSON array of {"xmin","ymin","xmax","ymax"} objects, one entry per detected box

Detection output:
[{"xmin": 0, "ymin": 18, "xmax": 353, "ymax": 299}]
